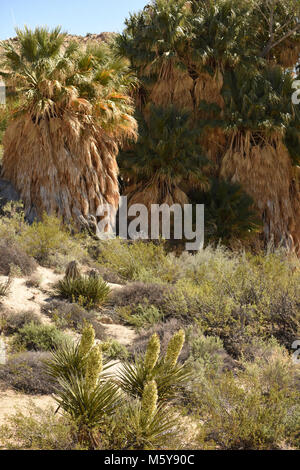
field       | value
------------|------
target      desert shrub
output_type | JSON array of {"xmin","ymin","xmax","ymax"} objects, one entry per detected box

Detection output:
[
  {"xmin": 240, "ymin": 338, "xmax": 299, "ymax": 393},
  {"xmin": 56, "ymin": 276, "xmax": 111, "ymax": 310},
  {"xmin": 196, "ymin": 371, "xmax": 300, "ymax": 450},
  {"xmin": 161, "ymin": 249, "xmax": 300, "ymax": 357},
  {"xmin": 186, "ymin": 328, "xmax": 230, "ymax": 376},
  {"xmin": 0, "ymin": 240, "xmax": 37, "ymax": 276},
  {"xmin": 0, "ymin": 351, "xmax": 54, "ymax": 394},
  {"xmin": 0, "ymin": 404, "xmax": 80, "ymax": 450},
  {"xmin": 43, "ymin": 300, "xmax": 100, "ymax": 331},
  {"xmin": 19, "ymin": 213, "xmax": 88, "ymax": 268},
  {"xmin": 105, "ymin": 340, "xmax": 129, "ymax": 361},
  {"xmin": 117, "ymin": 303, "xmax": 162, "ymax": 329},
  {"xmin": 0, "ymin": 205, "xmax": 89, "ymax": 270},
  {"xmin": 110, "ymin": 282, "xmax": 168, "ymax": 309},
  {"xmin": 0, "ymin": 202, "xmax": 26, "ymax": 241},
  {"xmin": 12, "ymin": 322, "xmax": 67, "ymax": 352},
  {"xmin": 98, "ymin": 239, "xmax": 180, "ymax": 283},
  {"xmin": 0, "ymin": 310, "xmax": 42, "ymax": 335}
]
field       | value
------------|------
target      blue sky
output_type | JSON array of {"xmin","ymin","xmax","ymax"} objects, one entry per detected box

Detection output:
[{"xmin": 0, "ymin": 0, "xmax": 148, "ymax": 39}]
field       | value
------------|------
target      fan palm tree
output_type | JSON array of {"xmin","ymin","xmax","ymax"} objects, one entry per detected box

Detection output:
[
  {"xmin": 221, "ymin": 64, "xmax": 300, "ymax": 250},
  {"xmin": 0, "ymin": 27, "xmax": 137, "ymax": 228},
  {"xmin": 118, "ymin": 0, "xmax": 300, "ymax": 251},
  {"xmin": 119, "ymin": 104, "xmax": 208, "ymax": 208}
]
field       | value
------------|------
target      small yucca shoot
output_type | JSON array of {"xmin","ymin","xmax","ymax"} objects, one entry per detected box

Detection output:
[
  {"xmin": 141, "ymin": 380, "xmax": 158, "ymax": 425},
  {"xmin": 78, "ymin": 323, "xmax": 95, "ymax": 358},
  {"xmin": 165, "ymin": 329, "xmax": 185, "ymax": 368},
  {"xmin": 144, "ymin": 333, "xmax": 160, "ymax": 372},
  {"xmin": 85, "ymin": 345, "xmax": 103, "ymax": 391}
]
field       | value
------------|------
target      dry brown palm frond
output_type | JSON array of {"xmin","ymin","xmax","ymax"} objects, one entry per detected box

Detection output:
[
  {"xmin": 194, "ymin": 69, "xmax": 224, "ymax": 109},
  {"xmin": 125, "ymin": 175, "xmax": 189, "ymax": 212},
  {"xmin": 149, "ymin": 62, "xmax": 194, "ymax": 110},
  {"xmin": 220, "ymin": 131, "xmax": 300, "ymax": 251},
  {"xmin": 275, "ymin": 39, "xmax": 300, "ymax": 69}
]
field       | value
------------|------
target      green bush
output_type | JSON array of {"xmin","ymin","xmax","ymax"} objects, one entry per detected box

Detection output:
[
  {"xmin": 56, "ymin": 275, "xmax": 111, "ymax": 309},
  {"xmin": 19, "ymin": 213, "xmax": 87, "ymax": 267},
  {"xmin": 12, "ymin": 322, "xmax": 67, "ymax": 352},
  {"xmin": 0, "ymin": 206, "xmax": 88, "ymax": 270},
  {"xmin": 196, "ymin": 371, "xmax": 299, "ymax": 450},
  {"xmin": 117, "ymin": 303, "xmax": 162, "ymax": 329},
  {"xmin": 98, "ymin": 239, "xmax": 180, "ymax": 283},
  {"xmin": 105, "ymin": 340, "xmax": 129, "ymax": 361}
]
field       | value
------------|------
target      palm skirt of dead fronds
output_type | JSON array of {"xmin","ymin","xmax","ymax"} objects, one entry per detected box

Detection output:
[
  {"xmin": 2, "ymin": 113, "xmax": 120, "ymax": 226},
  {"xmin": 220, "ymin": 131, "xmax": 300, "ymax": 253}
]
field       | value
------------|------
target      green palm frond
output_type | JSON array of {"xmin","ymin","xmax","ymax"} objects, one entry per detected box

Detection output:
[{"xmin": 119, "ymin": 104, "xmax": 208, "ymax": 193}]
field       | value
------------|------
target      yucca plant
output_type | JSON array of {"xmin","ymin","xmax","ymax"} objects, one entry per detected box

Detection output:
[
  {"xmin": 45, "ymin": 324, "xmax": 118, "ymax": 448},
  {"xmin": 118, "ymin": 330, "xmax": 191, "ymax": 403},
  {"xmin": 125, "ymin": 380, "xmax": 179, "ymax": 450},
  {"xmin": 56, "ymin": 275, "xmax": 111, "ymax": 309}
]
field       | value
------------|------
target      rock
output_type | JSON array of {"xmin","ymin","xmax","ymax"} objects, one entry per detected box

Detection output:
[{"xmin": 99, "ymin": 315, "xmax": 114, "ymax": 325}]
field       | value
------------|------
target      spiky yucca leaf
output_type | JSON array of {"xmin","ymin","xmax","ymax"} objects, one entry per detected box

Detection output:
[
  {"xmin": 125, "ymin": 381, "xmax": 179, "ymax": 450},
  {"xmin": 118, "ymin": 330, "xmax": 191, "ymax": 403},
  {"xmin": 54, "ymin": 373, "xmax": 120, "ymax": 430}
]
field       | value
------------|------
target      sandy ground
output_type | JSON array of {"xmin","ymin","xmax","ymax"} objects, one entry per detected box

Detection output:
[
  {"xmin": 0, "ymin": 266, "xmax": 136, "ymax": 428},
  {"xmin": 0, "ymin": 385, "xmax": 55, "ymax": 426},
  {"xmin": 0, "ymin": 266, "xmax": 63, "ymax": 320}
]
